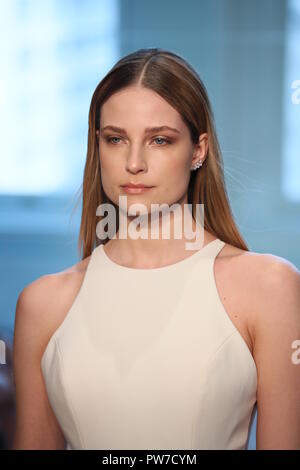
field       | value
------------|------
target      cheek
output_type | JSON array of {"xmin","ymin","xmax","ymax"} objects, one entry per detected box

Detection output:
[
  {"xmin": 155, "ymin": 149, "xmax": 189, "ymax": 174},
  {"xmin": 99, "ymin": 155, "xmax": 119, "ymax": 198},
  {"xmin": 163, "ymin": 158, "xmax": 190, "ymax": 186},
  {"xmin": 168, "ymin": 146, "xmax": 192, "ymax": 172},
  {"xmin": 99, "ymin": 148, "xmax": 113, "ymax": 170},
  {"xmin": 156, "ymin": 169, "xmax": 190, "ymax": 202},
  {"xmin": 99, "ymin": 150, "xmax": 120, "ymax": 184}
]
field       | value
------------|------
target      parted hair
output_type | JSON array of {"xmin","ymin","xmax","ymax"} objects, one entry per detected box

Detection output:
[{"xmin": 74, "ymin": 47, "xmax": 248, "ymax": 260}]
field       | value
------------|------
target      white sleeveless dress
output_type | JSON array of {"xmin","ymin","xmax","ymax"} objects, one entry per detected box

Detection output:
[{"xmin": 41, "ymin": 238, "xmax": 257, "ymax": 450}]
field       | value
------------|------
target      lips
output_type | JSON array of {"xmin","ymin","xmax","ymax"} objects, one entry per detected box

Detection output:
[
  {"xmin": 121, "ymin": 184, "xmax": 153, "ymax": 188},
  {"xmin": 120, "ymin": 184, "xmax": 154, "ymax": 194}
]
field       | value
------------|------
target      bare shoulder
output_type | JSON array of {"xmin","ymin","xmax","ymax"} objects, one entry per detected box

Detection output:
[
  {"xmin": 219, "ymin": 241, "xmax": 300, "ymax": 338},
  {"xmin": 243, "ymin": 248, "xmax": 300, "ymax": 332},
  {"xmin": 215, "ymin": 240, "xmax": 299, "ymax": 341},
  {"xmin": 219, "ymin": 240, "xmax": 299, "ymax": 287},
  {"xmin": 15, "ymin": 253, "xmax": 92, "ymax": 358},
  {"xmin": 229, "ymin": 244, "xmax": 299, "ymax": 299},
  {"xmin": 222, "ymin": 245, "xmax": 300, "ymax": 449},
  {"xmin": 220, "ymin": 240, "xmax": 300, "ymax": 298},
  {"xmin": 12, "ymin": 254, "xmax": 93, "ymax": 449}
]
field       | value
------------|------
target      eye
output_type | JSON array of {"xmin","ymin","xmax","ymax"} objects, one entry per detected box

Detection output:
[
  {"xmin": 153, "ymin": 136, "xmax": 171, "ymax": 145},
  {"xmin": 106, "ymin": 136, "xmax": 122, "ymax": 144},
  {"xmin": 104, "ymin": 135, "xmax": 172, "ymax": 145}
]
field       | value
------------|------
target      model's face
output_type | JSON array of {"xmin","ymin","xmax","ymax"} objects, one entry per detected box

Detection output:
[{"xmin": 96, "ymin": 85, "xmax": 207, "ymax": 216}]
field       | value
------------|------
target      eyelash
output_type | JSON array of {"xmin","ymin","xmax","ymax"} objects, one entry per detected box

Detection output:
[{"xmin": 104, "ymin": 136, "xmax": 172, "ymax": 146}]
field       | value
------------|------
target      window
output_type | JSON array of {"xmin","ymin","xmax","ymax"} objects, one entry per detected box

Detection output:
[{"xmin": 0, "ymin": 0, "xmax": 119, "ymax": 196}]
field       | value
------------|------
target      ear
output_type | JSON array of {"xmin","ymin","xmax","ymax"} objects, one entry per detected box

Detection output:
[
  {"xmin": 95, "ymin": 129, "xmax": 99, "ymax": 140},
  {"xmin": 191, "ymin": 132, "xmax": 208, "ymax": 166}
]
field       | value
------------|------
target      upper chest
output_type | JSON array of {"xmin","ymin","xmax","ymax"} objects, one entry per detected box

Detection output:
[{"xmin": 52, "ymin": 244, "xmax": 258, "ymax": 360}]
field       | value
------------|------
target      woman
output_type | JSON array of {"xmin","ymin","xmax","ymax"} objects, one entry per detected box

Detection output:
[{"xmin": 12, "ymin": 48, "xmax": 300, "ymax": 450}]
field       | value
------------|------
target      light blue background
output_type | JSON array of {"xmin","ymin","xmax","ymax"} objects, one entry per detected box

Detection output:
[{"xmin": 1, "ymin": 0, "xmax": 300, "ymax": 451}]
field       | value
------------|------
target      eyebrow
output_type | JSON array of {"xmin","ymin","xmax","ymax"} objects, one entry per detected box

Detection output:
[{"xmin": 100, "ymin": 125, "xmax": 181, "ymax": 135}]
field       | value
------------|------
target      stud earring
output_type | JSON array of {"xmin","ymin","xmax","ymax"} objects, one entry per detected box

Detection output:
[{"xmin": 191, "ymin": 160, "xmax": 203, "ymax": 171}]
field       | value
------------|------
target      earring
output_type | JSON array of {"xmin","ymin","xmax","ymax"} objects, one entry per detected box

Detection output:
[{"xmin": 191, "ymin": 160, "xmax": 203, "ymax": 171}]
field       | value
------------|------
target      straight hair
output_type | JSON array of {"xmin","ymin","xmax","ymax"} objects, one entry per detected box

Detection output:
[{"xmin": 74, "ymin": 47, "xmax": 248, "ymax": 259}]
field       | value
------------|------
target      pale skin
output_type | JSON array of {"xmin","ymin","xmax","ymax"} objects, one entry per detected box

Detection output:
[{"xmin": 11, "ymin": 85, "xmax": 300, "ymax": 449}]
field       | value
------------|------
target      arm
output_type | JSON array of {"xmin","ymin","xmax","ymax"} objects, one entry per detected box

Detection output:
[
  {"xmin": 11, "ymin": 277, "xmax": 67, "ymax": 450},
  {"xmin": 251, "ymin": 256, "xmax": 300, "ymax": 449}
]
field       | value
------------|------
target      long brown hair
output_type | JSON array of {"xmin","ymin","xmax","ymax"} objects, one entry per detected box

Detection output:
[{"xmin": 75, "ymin": 47, "xmax": 249, "ymax": 260}]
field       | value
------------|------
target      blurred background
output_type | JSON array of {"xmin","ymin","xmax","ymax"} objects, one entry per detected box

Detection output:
[{"xmin": 0, "ymin": 0, "xmax": 299, "ymax": 450}]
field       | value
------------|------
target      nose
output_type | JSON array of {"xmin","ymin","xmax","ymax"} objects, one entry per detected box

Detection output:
[{"xmin": 125, "ymin": 144, "xmax": 147, "ymax": 174}]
